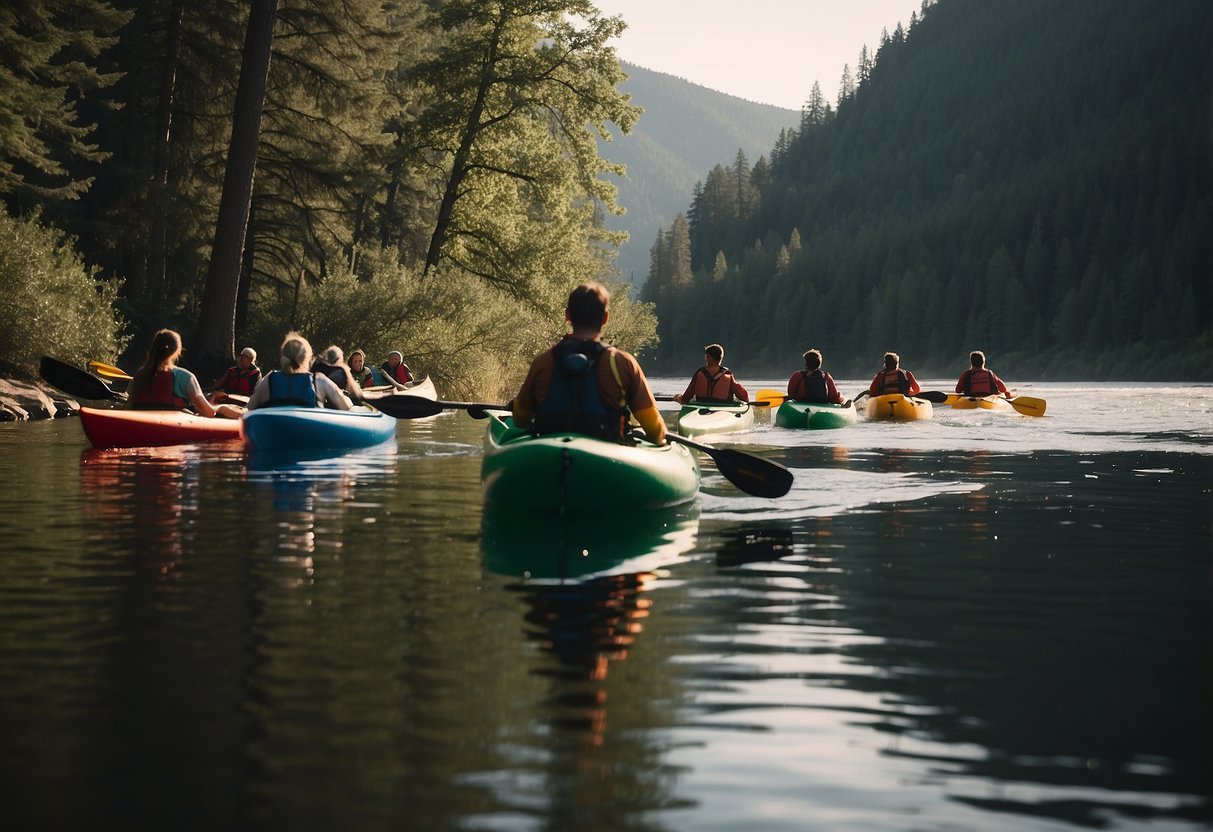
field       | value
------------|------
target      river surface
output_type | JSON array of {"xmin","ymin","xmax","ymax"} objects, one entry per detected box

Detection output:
[{"xmin": 0, "ymin": 379, "xmax": 1209, "ymax": 831}]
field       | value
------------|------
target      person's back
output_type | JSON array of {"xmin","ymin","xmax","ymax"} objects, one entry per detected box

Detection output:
[
  {"xmin": 788, "ymin": 349, "xmax": 842, "ymax": 404},
  {"xmin": 956, "ymin": 351, "xmax": 1009, "ymax": 396},
  {"xmin": 246, "ymin": 333, "xmax": 351, "ymax": 411},
  {"xmin": 514, "ymin": 282, "xmax": 665, "ymax": 444},
  {"xmin": 675, "ymin": 343, "xmax": 748, "ymax": 404},
  {"xmin": 869, "ymin": 351, "xmax": 920, "ymax": 396}
]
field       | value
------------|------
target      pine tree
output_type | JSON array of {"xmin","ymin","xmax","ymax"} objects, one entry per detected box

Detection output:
[{"xmin": 0, "ymin": 0, "xmax": 130, "ymax": 207}]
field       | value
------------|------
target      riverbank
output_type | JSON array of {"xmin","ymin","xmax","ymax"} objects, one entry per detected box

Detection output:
[{"xmin": 0, "ymin": 375, "xmax": 76, "ymax": 421}]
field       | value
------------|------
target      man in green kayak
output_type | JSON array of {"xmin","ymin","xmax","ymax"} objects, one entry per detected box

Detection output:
[
  {"xmin": 513, "ymin": 282, "xmax": 667, "ymax": 444},
  {"xmin": 787, "ymin": 348, "xmax": 844, "ymax": 405}
]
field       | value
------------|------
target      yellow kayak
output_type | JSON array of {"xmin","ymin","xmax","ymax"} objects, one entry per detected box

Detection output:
[
  {"xmin": 947, "ymin": 393, "xmax": 1013, "ymax": 412},
  {"xmin": 865, "ymin": 393, "xmax": 933, "ymax": 421}
]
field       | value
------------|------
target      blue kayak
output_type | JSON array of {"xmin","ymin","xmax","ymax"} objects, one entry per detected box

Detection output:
[{"xmin": 241, "ymin": 405, "xmax": 396, "ymax": 451}]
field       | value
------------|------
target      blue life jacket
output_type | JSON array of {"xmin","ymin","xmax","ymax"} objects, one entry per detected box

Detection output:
[
  {"xmin": 266, "ymin": 371, "xmax": 317, "ymax": 407},
  {"xmin": 533, "ymin": 339, "xmax": 625, "ymax": 441}
]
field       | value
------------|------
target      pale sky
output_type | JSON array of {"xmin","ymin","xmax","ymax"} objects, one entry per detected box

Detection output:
[{"xmin": 590, "ymin": 0, "xmax": 926, "ymax": 111}]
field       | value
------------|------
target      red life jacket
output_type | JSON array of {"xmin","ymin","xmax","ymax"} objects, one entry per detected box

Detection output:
[
  {"xmin": 962, "ymin": 368, "xmax": 996, "ymax": 396},
  {"xmin": 132, "ymin": 369, "xmax": 190, "ymax": 410},
  {"xmin": 218, "ymin": 365, "xmax": 260, "ymax": 395},
  {"xmin": 876, "ymin": 369, "xmax": 909, "ymax": 395},
  {"xmin": 383, "ymin": 361, "xmax": 413, "ymax": 385},
  {"xmin": 691, "ymin": 366, "xmax": 736, "ymax": 402}
]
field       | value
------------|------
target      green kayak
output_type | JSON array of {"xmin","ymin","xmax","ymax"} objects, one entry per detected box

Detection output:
[
  {"xmin": 676, "ymin": 399, "xmax": 755, "ymax": 438},
  {"xmin": 481, "ymin": 412, "xmax": 700, "ymax": 512},
  {"xmin": 774, "ymin": 399, "xmax": 857, "ymax": 429}
]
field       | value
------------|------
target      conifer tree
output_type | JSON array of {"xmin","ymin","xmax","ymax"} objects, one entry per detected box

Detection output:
[{"xmin": 0, "ymin": 0, "xmax": 130, "ymax": 207}]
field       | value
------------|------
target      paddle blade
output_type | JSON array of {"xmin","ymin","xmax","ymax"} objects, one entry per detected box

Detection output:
[
  {"xmin": 667, "ymin": 434, "xmax": 793, "ymax": 498},
  {"xmin": 712, "ymin": 447, "xmax": 795, "ymax": 498},
  {"xmin": 40, "ymin": 356, "xmax": 125, "ymax": 401},
  {"xmin": 87, "ymin": 360, "xmax": 132, "ymax": 381},
  {"xmin": 372, "ymin": 394, "xmax": 445, "ymax": 419},
  {"xmin": 916, "ymin": 390, "xmax": 950, "ymax": 403},
  {"xmin": 1009, "ymin": 395, "xmax": 1047, "ymax": 417},
  {"xmin": 755, "ymin": 388, "xmax": 788, "ymax": 407}
]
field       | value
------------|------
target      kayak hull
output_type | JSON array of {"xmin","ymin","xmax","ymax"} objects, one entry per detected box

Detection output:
[
  {"xmin": 241, "ymin": 405, "xmax": 396, "ymax": 451},
  {"xmin": 774, "ymin": 400, "xmax": 857, "ymax": 429},
  {"xmin": 946, "ymin": 393, "xmax": 1013, "ymax": 412},
  {"xmin": 676, "ymin": 400, "xmax": 755, "ymax": 437},
  {"xmin": 481, "ymin": 413, "xmax": 700, "ymax": 513},
  {"xmin": 79, "ymin": 406, "xmax": 243, "ymax": 448},
  {"xmin": 864, "ymin": 393, "xmax": 934, "ymax": 421}
]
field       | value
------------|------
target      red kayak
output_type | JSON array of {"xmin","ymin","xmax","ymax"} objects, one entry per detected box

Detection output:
[{"xmin": 79, "ymin": 406, "xmax": 243, "ymax": 448}]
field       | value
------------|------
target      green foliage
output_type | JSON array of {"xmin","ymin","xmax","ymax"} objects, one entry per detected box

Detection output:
[
  {"xmin": 0, "ymin": 0, "xmax": 130, "ymax": 206},
  {"xmin": 0, "ymin": 211, "xmax": 127, "ymax": 377},
  {"xmin": 404, "ymin": 0, "xmax": 639, "ymax": 295}
]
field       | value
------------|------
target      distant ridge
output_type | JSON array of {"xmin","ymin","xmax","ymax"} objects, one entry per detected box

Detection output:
[{"xmin": 601, "ymin": 62, "xmax": 798, "ymax": 286}]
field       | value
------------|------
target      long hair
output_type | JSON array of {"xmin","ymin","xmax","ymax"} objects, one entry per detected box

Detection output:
[{"xmin": 129, "ymin": 329, "xmax": 182, "ymax": 400}]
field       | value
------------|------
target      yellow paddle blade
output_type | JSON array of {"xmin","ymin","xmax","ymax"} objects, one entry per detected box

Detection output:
[
  {"xmin": 88, "ymin": 360, "xmax": 132, "ymax": 381},
  {"xmin": 755, "ymin": 388, "xmax": 788, "ymax": 407},
  {"xmin": 1009, "ymin": 395, "xmax": 1047, "ymax": 417}
]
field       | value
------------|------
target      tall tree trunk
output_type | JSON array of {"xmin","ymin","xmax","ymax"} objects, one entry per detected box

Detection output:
[
  {"xmin": 191, "ymin": 0, "xmax": 278, "ymax": 378},
  {"xmin": 148, "ymin": 0, "xmax": 184, "ymax": 304}
]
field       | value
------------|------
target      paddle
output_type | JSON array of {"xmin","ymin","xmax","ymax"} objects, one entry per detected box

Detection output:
[
  {"xmin": 372, "ymin": 395, "xmax": 504, "ymax": 420},
  {"xmin": 916, "ymin": 390, "xmax": 950, "ymax": 403},
  {"xmin": 664, "ymin": 434, "xmax": 793, "ymax": 498},
  {"xmin": 658, "ymin": 396, "xmax": 770, "ymax": 408},
  {"xmin": 87, "ymin": 360, "xmax": 132, "ymax": 381},
  {"xmin": 919, "ymin": 389, "xmax": 1046, "ymax": 415},
  {"xmin": 40, "ymin": 356, "xmax": 127, "ymax": 401},
  {"xmin": 374, "ymin": 394, "xmax": 793, "ymax": 498},
  {"xmin": 1007, "ymin": 395, "xmax": 1047, "ymax": 417}
]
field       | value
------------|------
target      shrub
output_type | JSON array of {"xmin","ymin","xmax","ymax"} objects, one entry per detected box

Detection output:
[{"xmin": 0, "ymin": 211, "xmax": 128, "ymax": 378}]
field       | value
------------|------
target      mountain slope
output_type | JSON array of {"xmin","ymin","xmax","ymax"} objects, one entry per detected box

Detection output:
[
  {"xmin": 644, "ymin": 0, "xmax": 1212, "ymax": 379},
  {"xmin": 600, "ymin": 63, "xmax": 798, "ymax": 285}
]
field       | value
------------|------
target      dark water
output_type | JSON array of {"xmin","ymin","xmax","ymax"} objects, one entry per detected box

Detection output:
[{"xmin": 0, "ymin": 382, "xmax": 1209, "ymax": 831}]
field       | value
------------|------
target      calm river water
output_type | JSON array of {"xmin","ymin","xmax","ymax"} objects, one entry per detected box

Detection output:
[{"xmin": 0, "ymin": 379, "xmax": 1209, "ymax": 831}]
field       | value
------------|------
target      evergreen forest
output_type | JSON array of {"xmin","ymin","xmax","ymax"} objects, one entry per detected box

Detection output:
[
  {"xmin": 0, "ymin": 0, "xmax": 657, "ymax": 398},
  {"xmin": 642, "ymin": 0, "xmax": 1213, "ymax": 380}
]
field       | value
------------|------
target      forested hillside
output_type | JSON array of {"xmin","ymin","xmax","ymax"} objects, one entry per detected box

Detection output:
[
  {"xmin": 0, "ymin": 0, "xmax": 657, "ymax": 397},
  {"xmin": 601, "ymin": 63, "xmax": 796, "ymax": 286},
  {"xmin": 642, "ymin": 0, "xmax": 1213, "ymax": 380}
]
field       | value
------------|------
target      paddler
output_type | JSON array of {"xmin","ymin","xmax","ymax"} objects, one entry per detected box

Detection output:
[
  {"xmin": 513, "ymin": 281, "xmax": 666, "ymax": 444},
  {"xmin": 312, "ymin": 344, "xmax": 364, "ymax": 403},
  {"xmin": 349, "ymin": 349, "xmax": 375, "ymax": 388},
  {"xmin": 787, "ymin": 348, "xmax": 845, "ymax": 405},
  {"xmin": 869, "ymin": 351, "xmax": 922, "ymax": 397},
  {"xmin": 245, "ymin": 332, "xmax": 351, "ymax": 411},
  {"xmin": 955, "ymin": 350, "xmax": 1010, "ymax": 397},
  {"xmin": 381, "ymin": 350, "xmax": 414, "ymax": 388},
  {"xmin": 207, "ymin": 346, "xmax": 261, "ymax": 404},
  {"xmin": 673, "ymin": 343, "xmax": 749, "ymax": 405},
  {"xmin": 128, "ymin": 329, "xmax": 242, "ymax": 418}
]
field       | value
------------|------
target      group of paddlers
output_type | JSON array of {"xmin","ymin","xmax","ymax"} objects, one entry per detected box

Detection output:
[
  {"xmin": 673, "ymin": 344, "xmax": 1010, "ymax": 409},
  {"xmin": 124, "ymin": 329, "xmax": 420, "ymax": 417}
]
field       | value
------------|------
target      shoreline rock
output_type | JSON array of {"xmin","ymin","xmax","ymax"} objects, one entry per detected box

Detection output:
[{"xmin": 0, "ymin": 377, "xmax": 78, "ymax": 421}]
